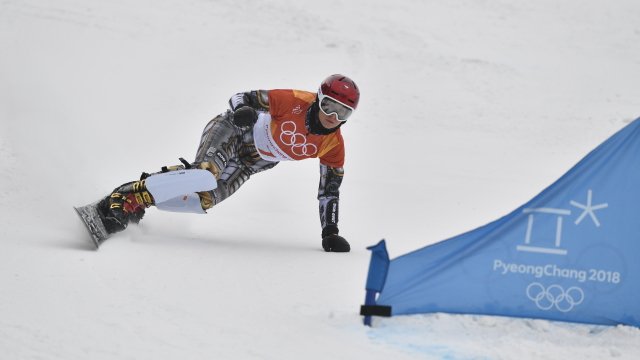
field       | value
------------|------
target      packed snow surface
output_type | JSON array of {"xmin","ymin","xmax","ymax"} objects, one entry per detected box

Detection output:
[{"xmin": 1, "ymin": 0, "xmax": 640, "ymax": 359}]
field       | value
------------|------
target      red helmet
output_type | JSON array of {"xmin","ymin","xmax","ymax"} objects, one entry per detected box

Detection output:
[
  {"xmin": 320, "ymin": 74, "xmax": 359, "ymax": 108},
  {"xmin": 318, "ymin": 74, "xmax": 360, "ymax": 122}
]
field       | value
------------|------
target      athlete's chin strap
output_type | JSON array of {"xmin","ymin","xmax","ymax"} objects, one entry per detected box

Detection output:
[{"xmin": 306, "ymin": 100, "xmax": 343, "ymax": 135}]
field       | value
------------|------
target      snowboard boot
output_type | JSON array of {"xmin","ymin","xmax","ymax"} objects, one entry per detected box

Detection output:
[{"xmin": 98, "ymin": 180, "xmax": 155, "ymax": 234}]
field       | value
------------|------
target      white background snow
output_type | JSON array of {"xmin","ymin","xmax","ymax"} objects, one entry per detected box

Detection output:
[{"xmin": 1, "ymin": 0, "xmax": 640, "ymax": 359}]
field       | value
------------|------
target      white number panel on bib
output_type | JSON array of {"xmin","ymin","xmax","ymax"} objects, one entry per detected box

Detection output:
[{"xmin": 253, "ymin": 112, "xmax": 293, "ymax": 162}]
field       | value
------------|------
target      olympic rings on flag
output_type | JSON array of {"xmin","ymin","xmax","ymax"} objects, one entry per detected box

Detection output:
[{"xmin": 526, "ymin": 282, "xmax": 584, "ymax": 313}]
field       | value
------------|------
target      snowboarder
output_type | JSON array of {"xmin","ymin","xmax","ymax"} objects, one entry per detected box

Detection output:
[{"xmin": 77, "ymin": 74, "xmax": 359, "ymax": 252}]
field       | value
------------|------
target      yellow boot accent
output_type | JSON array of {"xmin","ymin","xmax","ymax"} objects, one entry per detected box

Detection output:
[
  {"xmin": 142, "ymin": 191, "xmax": 153, "ymax": 205},
  {"xmin": 197, "ymin": 191, "xmax": 214, "ymax": 210}
]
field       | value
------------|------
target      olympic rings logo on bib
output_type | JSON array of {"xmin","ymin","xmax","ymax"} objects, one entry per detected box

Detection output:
[{"xmin": 279, "ymin": 121, "xmax": 318, "ymax": 157}]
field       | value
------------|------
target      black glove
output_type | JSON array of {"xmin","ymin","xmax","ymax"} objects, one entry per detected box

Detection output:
[
  {"xmin": 321, "ymin": 225, "xmax": 350, "ymax": 252},
  {"xmin": 232, "ymin": 106, "xmax": 258, "ymax": 127}
]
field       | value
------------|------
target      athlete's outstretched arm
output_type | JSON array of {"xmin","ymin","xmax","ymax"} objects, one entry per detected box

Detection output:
[
  {"xmin": 318, "ymin": 164, "xmax": 342, "ymax": 232},
  {"xmin": 318, "ymin": 164, "xmax": 349, "ymax": 251}
]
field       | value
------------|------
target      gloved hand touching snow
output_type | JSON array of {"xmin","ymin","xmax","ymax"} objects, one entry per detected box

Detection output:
[{"xmin": 321, "ymin": 225, "xmax": 350, "ymax": 252}]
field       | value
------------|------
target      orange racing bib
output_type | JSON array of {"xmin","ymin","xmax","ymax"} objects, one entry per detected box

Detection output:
[{"xmin": 252, "ymin": 89, "xmax": 345, "ymax": 167}]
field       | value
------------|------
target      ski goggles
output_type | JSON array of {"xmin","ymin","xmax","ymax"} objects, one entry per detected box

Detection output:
[{"xmin": 318, "ymin": 91, "xmax": 354, "ymax": 122}]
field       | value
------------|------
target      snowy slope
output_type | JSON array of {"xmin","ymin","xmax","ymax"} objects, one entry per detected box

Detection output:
[{"xmin": 1, "ymin": 0, "xmax": 640, "ymax": 359}]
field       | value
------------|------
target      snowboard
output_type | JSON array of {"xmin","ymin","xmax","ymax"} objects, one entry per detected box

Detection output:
[{"xmin": 74, "ymin": 200, "xmax": 110, "ymax": 249}]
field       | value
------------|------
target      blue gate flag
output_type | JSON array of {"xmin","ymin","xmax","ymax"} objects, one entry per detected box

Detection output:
[
  {"xmin": 362, "ymin": 240, "xmax": 391, "ymax": 326},
  {"xmin": 365, "ymin": 240, "xmax": 390, "ymax": 292},
  {"xmin": 363, "ymin": 118, "xmax": 640, "ymax": 327}
]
